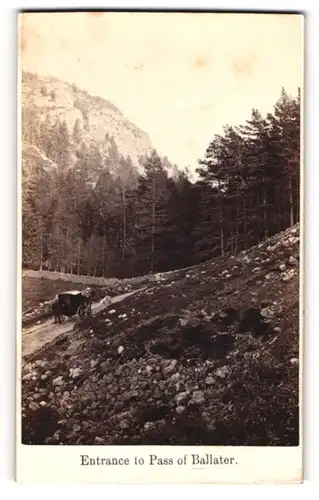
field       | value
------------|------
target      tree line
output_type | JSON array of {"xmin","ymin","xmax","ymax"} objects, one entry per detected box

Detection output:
[{"xmin": 22, "ymin": 87, "xmax": 300, "ymax": 278}]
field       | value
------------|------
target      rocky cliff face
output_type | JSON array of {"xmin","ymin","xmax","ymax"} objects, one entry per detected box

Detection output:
[{"xmin": 21, "ymin": 72, "xmax": 155, "ymax": 170}]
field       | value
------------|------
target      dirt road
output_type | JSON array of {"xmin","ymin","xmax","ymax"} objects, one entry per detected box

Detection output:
[{"xmin": 21, "ymin": 289, "xmax": 144, "ymax": 359}]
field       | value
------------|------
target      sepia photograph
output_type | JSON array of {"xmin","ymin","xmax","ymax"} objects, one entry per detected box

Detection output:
[{"xmin": 17, "ymin": 10, "xmax": 303, "ymax": 483}]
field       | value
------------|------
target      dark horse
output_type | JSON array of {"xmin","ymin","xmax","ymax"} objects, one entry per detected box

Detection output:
[{"xmin": 50, "ymin": 294, "xmax": 64, "ymax": 324}]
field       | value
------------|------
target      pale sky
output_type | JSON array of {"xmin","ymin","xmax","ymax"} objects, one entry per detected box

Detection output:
[{"xmin": 20, "ymin": 12, "xmax": 303, "ymax": 172}]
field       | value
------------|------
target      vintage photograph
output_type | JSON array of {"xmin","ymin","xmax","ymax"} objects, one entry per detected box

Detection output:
[{"xmin": 18, "ymin": 11, "xmax": 303, "ymax": 452}]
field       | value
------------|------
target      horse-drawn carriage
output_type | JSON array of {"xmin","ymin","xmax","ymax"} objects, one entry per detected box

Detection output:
[{"xmin": 51, "ymin": 288, "xmax": 93, "ymax": 324}]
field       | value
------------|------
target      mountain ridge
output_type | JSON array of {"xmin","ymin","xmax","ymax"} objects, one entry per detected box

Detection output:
[{"xmin": 21, "ymin": 71, "xmax": 178, "ymax": 176}]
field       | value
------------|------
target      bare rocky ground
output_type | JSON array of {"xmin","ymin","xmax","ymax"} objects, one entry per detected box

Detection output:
[{"xmin": 21, "ymin": 225, "xmax": 300, "ymax": 446}]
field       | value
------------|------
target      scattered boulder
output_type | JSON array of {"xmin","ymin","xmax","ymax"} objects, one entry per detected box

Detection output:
[
  {"xmin": 191, "ymin": 390, "xmax": 205, "ymax": 405},
  {"xmin": 215, "ymin": 366, "xmax": 230, "ymax": 379},
  {"xmin": 52, "ymin": 376, "xmax": 63, "ymax": 387},
  {"xmin": 175, "ymin": 392, "xmax": 188, "ymax": 406},
  {"xmin": 205, "ymin": 376, "xmax": 215, "ymax": 385},
  {"xmin": 260, "ymin": 307, "xmax": 275, "ymax": 319},
  {"xmin": 281, "ymin": 269, "xmax": 295, "ymax": 282},
  {"xmin": 176, "ymin": 405, "xmax": 186, "ymax": 414},
  {"xmin": 71, "ymin": 367, "xmax": 82, "ymax": 379}
]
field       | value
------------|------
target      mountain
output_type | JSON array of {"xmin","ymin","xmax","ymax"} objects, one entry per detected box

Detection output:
[
  {"xmin": 21, "ymin": 71, "xmax": 177, "ymax": 176},
  {"xmin": 22, "ymin": 223, "xmax": 299, "ymax": 446}
]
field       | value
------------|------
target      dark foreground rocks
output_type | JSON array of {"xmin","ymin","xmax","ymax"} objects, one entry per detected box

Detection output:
[{"xmin": 21, "ymin": 225, "xmax": 300, "ymax": 446}]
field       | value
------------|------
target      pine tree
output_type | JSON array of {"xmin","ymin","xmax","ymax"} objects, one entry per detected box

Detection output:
[
  {"xmin": 135, "ymin": 150, "xmax": 169, "ymax": 274},
  {"xmin": 22, "ymin": 160, "xmax": 54, "ymax": 270},
  {"xmin": 193, "ymin": 88, "xmax": 300, "ymax": 263},
  {"xmin": 270, "ymin": 87, "xmax": 300, "ymax": 227}
]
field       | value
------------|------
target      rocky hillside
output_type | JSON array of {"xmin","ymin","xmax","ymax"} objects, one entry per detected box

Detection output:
[
  {"xmin": 21, "ymin": 224, "xmax": 300, "ymax": 446},
  {"xmin": 21, "ymin": 71, "xmax": 155, "ymax": 171}
]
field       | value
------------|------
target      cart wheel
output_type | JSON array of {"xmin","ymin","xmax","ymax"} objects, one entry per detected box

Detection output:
[
  {"xmin": 77, "ymin": 305, "xmax": 85, "ymax": 322},
  {"xmin": 86, "ymin": 303, "xmax": 92, "ymax": 317}
]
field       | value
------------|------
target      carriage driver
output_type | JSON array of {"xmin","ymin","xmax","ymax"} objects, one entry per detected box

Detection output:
[{"xmin": 82, "ymin": 287, "xmax": 93, "ymax": 303}]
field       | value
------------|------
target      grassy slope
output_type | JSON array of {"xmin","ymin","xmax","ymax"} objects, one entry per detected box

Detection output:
[{"xmin": 21, "ymin": 224, "xmax": 300, "ymax": 446}]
